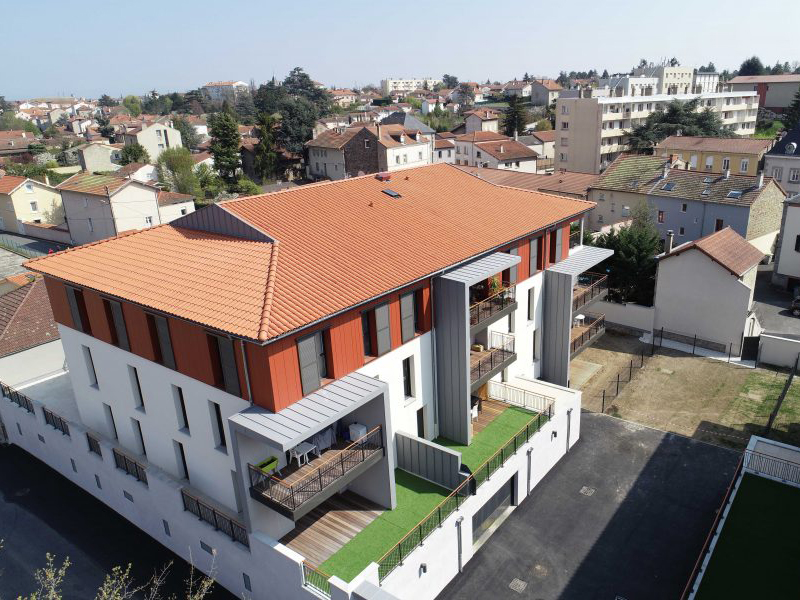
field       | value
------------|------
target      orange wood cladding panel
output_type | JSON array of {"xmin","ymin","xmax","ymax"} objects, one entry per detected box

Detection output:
[
  {"xmin": 517, "ymin": 239, "xmax": 530, "ymax": 281},
  {"xmin": 43, "ymin": 277, "xmax": 73, "ymax": 328},
  {"xmin": 561, "ymin": 225, "xmax": 571, "ymax": 261},
  {"xmin": 328, "ymin": 311, "xmax": 364, "ymax": 380},
  {"xmin": 245, "ymin": 342, "xmax": 273, "ymax": 410},
  {"xmin": 81, "ymin": 289, "xmax": 113, "ymax": 345},
  {"xmin": 121, "ymin": 302, "xmax": 158, "ymax": 362},
  {"xmin": 169, "ymin": 317, "xmax": 218, "ymax": 389},
  {"xmin": 265, "ymin": 336, "xmax": 303, "ymax": 413}
]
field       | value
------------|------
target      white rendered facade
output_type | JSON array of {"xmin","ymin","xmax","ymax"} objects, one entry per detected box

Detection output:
[{"xmin": 380, "ymin": 77, "xmax": 441, "ymax": 95}]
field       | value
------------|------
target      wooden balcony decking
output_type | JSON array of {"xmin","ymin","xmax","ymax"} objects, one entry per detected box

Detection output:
[
  {"xmin": 273, "ymin": 441, "xmax": 351, "ymax": 487},
  {"xmin": 281, "ymin": 491, "xmax": 383, "ymax": 566},
  {"xmin": 472, "ymin": 398, "xmax": 511, "ymax": 434}
]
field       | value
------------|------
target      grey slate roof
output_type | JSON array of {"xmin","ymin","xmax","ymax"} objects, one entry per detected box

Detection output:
[
  {"xmin": 768, "ymin": 125, "xmax": 800, "ymax": 157},
  {"xmin": 380, "ymin": 111, "xmax": 435, "ymax": 135}
]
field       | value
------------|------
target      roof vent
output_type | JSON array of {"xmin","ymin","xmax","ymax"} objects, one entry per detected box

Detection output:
[
  {"xmin": 787, "ymin": 142, "xmax": 797, "ymax": 155},
  {"xmin": 375, "ymin": 172, "xmax": 391, "ymax": 182},
  {"xmin": 382, "ymin": 189, "xmax": 401, "ymax": 198}
]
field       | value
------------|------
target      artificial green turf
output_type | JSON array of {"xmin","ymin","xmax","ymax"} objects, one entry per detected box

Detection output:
[
  {"xmin": 319, "ymin": 469, "xmax": 450, "ymax": 582},
  {"xmin": 695, "ymin": 473, "xmax": 800, "ymax": 599},
  {"xmin": 434, "ymin": 405, "xmax": 539, "ymax": 471}
]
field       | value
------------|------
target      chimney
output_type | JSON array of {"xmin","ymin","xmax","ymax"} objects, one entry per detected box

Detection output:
[
  {"xmin": 724, "ymin": 168, "xmax": 730, "ymax": 179},
  {"xmin": 662, "ymin": 161, "xmax": 670, "ymax": 179},
  {"xmin": 757, "ymin": 170, "xmax": 764, "ymax": 188},
  {"xmin": 666, "ymin": 230, "xmax": 674, "ymax": 253},
  {"xmin": 500, "ymin": 144, "xmax": 504, "ymax": 153},
  {"xmin": 514, "ymin": 130, "xmax": 518, "ymax": 141}
]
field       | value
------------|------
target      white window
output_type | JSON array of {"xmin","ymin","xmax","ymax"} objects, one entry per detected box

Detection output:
[
  {"xmin": 722, "ymin": 157, "xmax": 730, "ymax": 170},
  {"xmin": 598, "ymin": 214, "xmax": 604, "ymax": 223},
  {"xmin": 403, "ymin": 154, "xmax": 408, "ymax": 163},
  {"xmin": 25, "ymin": 183, "xmax": 34, "ymax": 193},
  {"xmin": 180, "ymin": 207, "xmax": 187, "ymax": 215},
  {"xmin": 561, "ymin": 137, "xmax": 568, "ymax": 147},
  {"xmin": 158, "ymin": 143, "xmax": 165, "ymax": 149},
  {"xmin": 145, "ymin": 216, "xmax": 153, "ymax": 225},
  {"xmin": 560, "ymin": 152, "xmax": 567, "ymax": 161},
  {"xmin": 396, "ymin": 155, "xmax": 401, "ymax": 164},
  {"xmin": 447, "ymin": 150, "xmax": 451, "ymax": 157},
  {"xmin": 561, "ymin": 121, "xmax": 569, "ymax": 130},
  {"xmin": 772, "ymin": 167, "xmax": 783, "ymax": 181},
  {"xmin": 740, "ymin": 159, "xmax": 749, "ymax": 173},
  {"xmin": 790, "ymin": 169, "xmax": 800, "ymax": 183},
  {"xmin": 705, "ymin": 156, "xmax": 714, "ymax": 170},
  {"xmin": 561, "ymin": 105, "xmax": 569, "ymax": 115},
  {"xmin": 418, "ymin": 151, "xmax": 423, "ymax": 160},
  {"xmin": 156, "ymin": 129, "xmax": 162, "ymax": 138},
  {"xmin": 30, "ymin": 201, "xmax": 38, "ymax": 212}
]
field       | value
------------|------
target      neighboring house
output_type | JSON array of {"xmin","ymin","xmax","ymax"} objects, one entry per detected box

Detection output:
[
  {"xmin": 191, "ymin": 151, "xmax": 215, "ymax": 170},
  {"xmin": 530, "ymin": 79, "xmax": 562, "ymax": 106},
  {"xmin": 432, "ymin": 138, "xmax": 455, "ymax": 164},
  {"xmin": 764, "ymin": 125, "xmax": 800, "ymax": 197},
  {"xmin": 463, "ymin": 109, "xmax": 500, "ymax": 134},
  {"xmin": 588, "ymin": 154, "xmax": 785, "ymax": 256},
  {"xmin": 454, "ymin": 131, "xmax": 538, "ymax": 172},
  {"xmin": 0, "ymin": 131, "xmax": 41, "ymax": 158},
  {"xmin": 654, "ymin": 135, "xmax": 773, "ymax": 176},
  {"xmin": 157, "ymin": 191, "xmax": 195, "ymax": 222},
  {"xmin": 57, "ymin": 172, "xmax": 161, "ymax": 245},
  {"xmin": 771, "ymin": 194, "xmax": 800, "ymax": 291},
  {"xmin": 380, "ymin": 76, "xmax": 441, "ymax": 95},
  {"xmin": 330, "ymin": 89, "xmax": 357, "ymax": 107},
  {"xmin": 728, "ymin": 74, "xmax": 800, "ymax": 113},
  {"xmin": 122, "ymin": 121, "xmax": 183, "ymax": 163},
  {"xmin": 0, "ymin": 175, "xmax": 64, "ymax": 234},
  {"xmin": 653, "ymin": 227, "xmax": 763, "ymax": 356},
  {"xmin": 504, "ymin": 80, "xmax": 532, "ymax": 98},
  {"xmin": 457, "ymin": 165, "xmax": 598, "ymax": 200},
  {"xmin": 519, "ymin": 130, "xmax": 556, "ymax": 170},
  {"xmin": 183, "ymin": 115, "xmax": 209, "ymax": 138},
  {"xmin": 201, "ymin": 80, "xmax": 249, "ymax": 105},
  {"xmin": 116, "ymin": 162, "xmax": 158, "ymax": 183},
  {"xmin": 555, "ymin": 90, "xmax": 759, "ymax": 173},
  {"xmin": 380, "ymin": 111, "xmax": 435, "ymax": 142},
  {"xmin": 16, "ymin": 163, "xmax": 606, "ymax": 600},
  {"xmin": 420, "ymin": 96, "xmax": 447, "ymax": 115},
  {"xmin": 78, "ymin": 142, "xmax": 123, "ymax": 172}
]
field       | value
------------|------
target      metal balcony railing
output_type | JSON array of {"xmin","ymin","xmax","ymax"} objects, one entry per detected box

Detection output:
[
  {"xmin": 573, "ymin": 273, "xmax": 608, "ymax": 311},
  {"xmin": 569, "ymin": 230, "xmax": 582, "ymax": 249},
  {"xmin": 1, "ymin": 382, "xmax": 34, "ymax": 413},
  {"xmin": 181, "ymin": 488, "xmax": 249, "ymax": 548},
  {"xmin": 469, "ymin": 284, "xmax": 515, "ymax": 327},
  {"xmin": 486, "ymin": 381, "xmax": 554, "ymax": 415},
  {"xmin": 470, "ymin": 332, "xmax": 515, "ymax": 383},
  {"xmin": 249, "ymin": 425, "xmax": 384, "ymax": 513},
  {"xmin": 42, "ymin": 406, "xmax": 70, "ymax": 437},
  {"xmin": 113, "ymin": 447, "xmax": 148, "ymax": 486},
  {"xmin": 570, "ymin": 314, "xmax": 605, "ymax": 355}
]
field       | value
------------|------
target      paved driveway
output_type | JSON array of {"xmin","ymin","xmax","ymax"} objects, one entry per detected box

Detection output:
[
  {"xmin": 0, "ymin": 445, "xmax": 234, "ymax": 599},
  {"xmin": 0, "ymin": 248, "xmax": 28, "ymax": 278},
  {"xmin": 752, "ymin": 265, "xmax": 800, "ymax": 335},
  {"xmin": 437, "ymin": 413, "xmax": 740, "ymax": 600}
]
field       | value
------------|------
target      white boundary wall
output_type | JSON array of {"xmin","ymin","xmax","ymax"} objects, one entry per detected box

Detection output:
[
  {"xmin": 758, "ymin": 334, "xmax": 800, "ymax": 369},
  {"xmin": 596, "ymin": 300, "xmax": 655, "ymax": 332}
]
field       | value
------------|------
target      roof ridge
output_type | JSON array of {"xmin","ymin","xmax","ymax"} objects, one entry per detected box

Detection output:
[{"xmin": 257, "ymin": 242, "xmax": 280, "ymax": 341}]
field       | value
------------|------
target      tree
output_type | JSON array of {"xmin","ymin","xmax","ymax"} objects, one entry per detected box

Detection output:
[
  {"xmin": 698, "ymin": 62, "xmax": 717, "ymax": 73},
  {"xmin": 156, "ymin": 147, "xmax": 201, "ymax": 197},
  {"xmin": 738, "ymin": 56, "xmax": 765, "ymax": 76},
  {"xmin": 252, "ymin": 112, "xmax": 279, "ymax": 182},
  {"xmin": 98, "ymin": 94, "xmax": 118, "ymax": 107},
  {"xmin": 254, "ymin": 78, "xmax": 289, "ymax": 115},
  {"xmin": 784, "ymin": 85, "xmax": 800, "ymax": 130},
  {"xmin": 195, "ymin": 163, "xmax": 226, "ymax": 200},
  {"xmin": 119, "ymin": 143, "xmax": 149, "ymax": 165},
  {"xmin": 601, "ymin": 69, "xmax": 609, "ymax": 78},
  {"xmin": 534, "ymin": 118, "xmax": 552, "ymax": 131},
  {"xmin": 172, "ymin": 116, "xmax": 200, "ymax": 149},
  {"xmin": 122, "ymin": 95, "xmax": 142, "ymax": 117},
  {"xmin": 626, "ymin": 98, "xmax": 731, "ymax": 154},
  {"xmin": 637, "ymin": 58, "xmax": 649, "ymax": 69},
  {"xmin": 208, "ymin": 109, "xmax": 240, "ymax": 181},
  {"xmin": 28, "ymin": 142, "xmax": 47, "ymax": 155},
  {"xmin": 523, "ymin": 72, "xmax": 531, "ymax": 82},
  {"xmin": 502, "ymin": 95, "xmax": 528, "ymax": 137},
  {"xmin": 0, "ymin": 111, "xmax": 40, "ymax": 133},
  {"xmin": 275, "ymin": 95, "xmax": 318, "ymax": 154},
  {"xmin": 442, "ymin": 74, "xmax": 459, "ymax": 88},
  {"xmin": 594, "ymin": 203, "xmax": 660, "ymax": 305},
  {"xmin": 282, "ymin": 67, "xmax": 332, "ymax": 115},
  {"xmin": 668, "ymin": 57, "xmax": 680, "ymax": 67},
  {"xmin": 456, "ymin": 82, "xmax": 475, "ymax": 106},
  {"xmin": 231, "ymin": 176, "xmax": 262, "ymax": 196},
  {"xmin": 19, "ymin": 553, "xmax": 71, "ymax": 600},
  {"xmin": 556, "ymin": 71, "xmax": 569, "ymax": 87},
  {"xmin": 96, "ymin": 115, "xmax": 115, "ymax": 140},
  {"xmin": 235, "ymin": 91, "xmax": 257, "ymax": 123}
]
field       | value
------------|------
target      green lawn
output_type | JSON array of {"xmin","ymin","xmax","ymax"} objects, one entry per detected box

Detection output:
[
  {"xmin": 754, "ymin": 119, "xmax": 784, "ymax": 139},
  {"xmin": 695, "ymin": 474, "xmax": 800, "ymax": 599},
  {"xmin": 434, "ymin": 406, "xmax": 537, "ymax": 471},
  {"xmin": 319, "ymin": 469, "xmax": 449, "ymax": 582}
]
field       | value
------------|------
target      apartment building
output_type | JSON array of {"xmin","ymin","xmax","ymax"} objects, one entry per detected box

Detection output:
[
  {"xmin": 693, "ymin": 71, "xmax": 722, "ymax": 94},
  {"xmin": 655, "ymin": 136, "xmax": 773, "ymax": 176},
  {"xmin": 380, "ymin": 77, "xmax": 441, "ymax": 95},
  {"xmin": 454, "ymin": 131, "xmax": 538, "ymax": 172},
  {"xmin": 728, "ymin": 74, "xmax": 800, "ymax": 113},
  {"xmin": 121, "ymin": 120, "xmax": 183, "ymax": 163},
  {"xmin": 771, "ymin": 194, "xmax": 800, "ymax": 291},
  {"xmin": 201, "ymin": 80, "xmax": 250, "ymax": 105},
  {"xmin": 555, "ymin": 90, "xmax": 759, "ymax": 173},
  {"xmin": 632, "ymin": 65, "xmax": 694, "ymax": 94},
  {"xmin": 764, "ymin": 125, "xmax": 800, "ymax": 197},
  {"xmin": 4, "ymin": 164, "xmax": 612, "ymax": 600}
]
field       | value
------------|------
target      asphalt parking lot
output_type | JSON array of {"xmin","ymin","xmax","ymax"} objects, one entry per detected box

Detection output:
[
  {"xmin": 752, "ymin": 265, "xmax": 800, "ymax": 335},
  {"xmin": 437, "ymin": 412, "xmax": 740, "ymax": 600}
]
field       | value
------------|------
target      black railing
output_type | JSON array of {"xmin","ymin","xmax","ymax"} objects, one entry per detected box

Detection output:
[
  {"xmin": 743, "ymin": 449, "xmax": 800, "ymax": 486},
  {"xmin": 42, "ymin": 406, "xmax": 70, "ymax": 437},
  {"xmin": 469, "ymin": 285, "xmax": 516, "ymax": 327},
  {"xmin": 569, "ymin": 230, "xmax": 582, "ymax": 249},
  {"xmin": 249, "ymin": 425, "xmax": 384, "ymax": 512},
  {"xmin": 470, "ymin": 332, "xmax": 515, "ymax": 383},
  {"xmin": 570, "ymin": 314, "xmax": 605, "ymax": 355},
  {"xmin": 112, "ymin": 447, "xmax": 148, "ymax": 486},
  {"xmin": 572, "ymin": 273, "xmax": 608, "ymax": 311},
  {"xmin": 1, "ymin": 382, "xmax": 34, "ymax": 413},
  {"xmin": 86, "ymin": 433, "xmax": 102, "ymax": 456},
  {"xmin": 181, "ymin": 488, "xmax": 249, "ymax": 548},
  {"xmin": 302, "ymin": 562, "xmax": 331, "ymax": 597}
]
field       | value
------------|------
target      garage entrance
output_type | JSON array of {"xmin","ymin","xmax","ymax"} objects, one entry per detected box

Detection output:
[{"xmin": 472, "ymin": 474, "xmax": 516, "ymax": 545}]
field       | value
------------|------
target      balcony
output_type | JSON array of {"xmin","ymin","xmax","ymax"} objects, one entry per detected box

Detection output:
[
  {"xmin": 469, "ymin": 284, "xmax": 516, "ymax": 333},
  {"xmin": 570, "ymin": 313, "xmax": 605, "ymax": 356},
  {"xmin": 573, "ymin": 272, "xmax": 608, "ymax": 312},
  {"xmin": 248, "ymin": 425, "xmax": 385, "ymax": 520},
  {"xmin": 470, "ymin": 332, "xmax": 516, "ymax": 390}
]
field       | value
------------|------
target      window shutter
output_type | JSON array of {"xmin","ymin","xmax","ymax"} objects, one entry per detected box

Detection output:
[
  {"xmin": 65, "ymin": 286, "xmax": 84, "ymax": 332},
  {"xmin": 216, "ymin": 336, "xmax": 241, "ymax": 397},
  {"xmin": 529, "ymin": 238, "xmax": 538, "ymax": 274},
  {"xmin": 400, "ymin": 293, "xmax": 415, "ymax": 343},
  {"xmin": 554, "ymin": 228, "xmax": 563, "ymax": 262},
  {"xmin": 375, "ymin": 303, "xmax": 391, "ymax": 356},
  {"xmin": 508, "ymin": 247, "xmax": 518, "ymax": 283},
  {"xmin": 108, "ymin": 300, "xmax": 129, "ymax": 350},
  {"xmin": 154, "ymin": 315, "xmax": 176, "ymax": 369},
  {"xmin": 297, "ymin": 334, "xmax": 321, "ymax": 395}
]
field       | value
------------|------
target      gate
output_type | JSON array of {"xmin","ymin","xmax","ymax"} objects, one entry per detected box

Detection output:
[{"xmin": 741, "ymin": 336, "xmax": 760, "ymax": 361}]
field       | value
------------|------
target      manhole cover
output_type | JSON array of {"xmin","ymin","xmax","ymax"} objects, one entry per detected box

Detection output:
[
  {"xmin": 624, "ymin": 422, "xmax": 643, "ymax": 432},
  {"xmin": 659, "ymin": 368, "xmax": 674, "ymax": 375},
  {"xmin": 579, "ymin": 486, "xmax": 596, "ymax": 496},
  {"xmin": 509, "ymin": 578, "xmax": 528, "ymax": 593},
  {"xmin": 532, "ymin": 564, "xmax": 548, "ymax": 578}
]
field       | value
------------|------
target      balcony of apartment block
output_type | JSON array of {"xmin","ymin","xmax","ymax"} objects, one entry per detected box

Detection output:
[
  {"xmin": 468, "ymin": 279, "xmax": 517, "ymax": 335},
  {"xmin": 570, "ymin": 313, "xmax": 605, "ymax": 357},
  {"xmin": 572, "ymin": 272, "xmax": 608, "ymax": 312},
  {"xmin": 470, "ymin": 331, "xmax": 516, "ymax": 391}
]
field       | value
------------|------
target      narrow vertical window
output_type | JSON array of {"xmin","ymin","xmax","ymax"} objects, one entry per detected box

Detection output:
[
  {"xmin": 174, "ymin": 440, "xmax": 189, "ymax": 480},
  {"xmin": 104, "ymin": 299, "xmax": 129, "ymax": 350},
  {"xmin": 400, "ymin": 292, "xmax": 416, "ymax": 343},
  {"xmin": 173, "ymin": 385, "xmax": 189, "ymax": 431},
  {"xmin": 132, "ymin": 418, "xmax": 146, "ymax": 456},
  {"xmin": 529, "ymin": 237, "xmax": 539, "ymax": 274},
  {"xmin": 528, "ymin": 287, "xmax": 536, "ymax": 321},
  {"xmin": 375, "ymin": 304, "xmax": 391, "ymax": 356},
  {"xmin": 209, "ymin": 401, "xmax": 227, "ymax": 450},
  {"xmin": 104, "ymin": 403, "xmax": 117, "ymax": 439},
  {"xmin": 208, "ymin": 333, "xmax": 242, "ymax": 396},
  {"xmin": 66, "ymin": 286, "xmax": 91, "ymax": 334},
  {"xmin": 361, "ymin": 311, "xmax": 375, "ymax": 357},
  {"xmin": 402, "ymin": 357, "xmax": 413, "ymax": 398},
  {"xmin": 129, "ymin": 366, "xmax": 144, "ymax": 410},
  {"xmin": 83, "ymin": 345, "xmax": 97, "ymax": 386}
]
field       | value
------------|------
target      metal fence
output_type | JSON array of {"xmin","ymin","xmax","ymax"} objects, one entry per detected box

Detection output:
[
  {"xmin": 86, "ymin": 432, "xmax": 102, "ymax": 456},
  {"xmin": 181, "ymin": 488, "xmax": 249, "ymax": 548},
  {"xmin": 570, "ymin": 314, "xmax": 605, "ymax": 355},
  {"xmin": 1, "ymin": 382, "xmax": 34, "ymax": 413},
  {"xmin": 471, "ymin": 332, "xmax": 515, "ymax": 383},
  {"xmin": 743, "ymin": 449, "xmax": 800, "ymax": 486},
  {"xmin": 0, "ymin": 234, "xmax": 44, "ymax": 258},
  {"xmin": 302, "ymin": 562, "xmax": 331, "ymax": 597},
  {"xmin": 42, "ymin": 406, "xmax": 70, "ymax": 437},
  {"xmin": 112, "ymin": 447, "xmax": 148, "ymax": 486},
  {"xmin": 469, "ymin": 284, "xmax": 515, "ymax": 326},
  {"xmin": 487, "ymin": 381, "xmax": 553, "ymax": 414},
  {"xmin": 573, "ymin": 273, "xmax": 608, "ymax": 312}
]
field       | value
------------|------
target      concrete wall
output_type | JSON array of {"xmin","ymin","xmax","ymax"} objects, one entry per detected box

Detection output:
[
  {"xmin": 158, "ymin": 200, "xmax": 195, "ymax": 223},
  {"xmin": 79, "ymin": 144, "xmax": 122, "ymax": 172},
  {"xmin": 395, "ymin": 432, "xmax": 464, "ymax": 489},
  {"xmin": 651, "ymin": 194, "xmax": 750, "ymax": 242},
  {"xmin": 775, "ymin": 203, "xmax": 800, "ymax": 281},
  {"xmin": 0, "ymin": 180, "xmax": 64, "ymax": 234},
  {"xmin": 745, "ymin": 182, "xmax": 785, "ymax": 246},
  {"xmin": 308, "ymin": 147, "xmax": 346, "ymax": 180},
  {"xmin": 0, "ymin": 340, "xmax": 65, "ymax": 387},
  {"xmin": 587, "ymin": 188, "xmax": 645, "ymax": 231},
  {"xmin": 20, "ymin": 222, "xmax": 72, "ymax": 244},
  {"xmin": 758, "ymin": 334, "xmax": 800, "ymax": 368},
  {"xmin": 135, "ymin": 125, "xmax": 183, "ymax": 163},
  {"xmin": 596, "ymin": 300, "xmax": 655, "ymax": 332},
  {"xmin": 554, "ymin": 97, "xmax": 602, "ymax": 174}
]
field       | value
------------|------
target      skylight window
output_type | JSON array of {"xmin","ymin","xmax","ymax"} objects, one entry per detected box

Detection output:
[
  {"xmin": 703, "ymin": 177, "xmax": 713, "ymax": 184},
  {"xmin": 701, "ymin": 188, "xmax": 711, "ymax": 196},
  {"xmin": 661, "ymin": 182, "xmax": 675, "ymax": 191},
  {"xmin": 382, "ymin": 189, "xmax": 401, "ymax": 198},
  {"xmin": 727, "ymin": 190, "xmax": 743, "ymax": 199}
]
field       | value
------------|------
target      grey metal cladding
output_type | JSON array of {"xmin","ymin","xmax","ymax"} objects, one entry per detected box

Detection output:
[
  {"xmin": 395, "ymin": 432, "xmax": 462, "ymax": 489},
  {"xmin": 549, "ymin": 244, "xmax": 613, "ymax": 275},
  {"xmin": 108, "ymin": 299, "xmax": 129, "ymax": 350},
  {"xmin": 529, "ymin": 237, "xmax": 539, "ymax": 274},
  {"xmin": 442, "ymin": 252, "xmax": 522, "ymax": 287},
  {"xmin": 65, "ymin": 286, "xmax": 84, "ymax": 332},
  {"xmin": 541, "ymin": 270, "xmax": 573, "ymax": 386},
  {"xmin": 297, "ymin": 333, "xmax": 320, "ymax": 396},
  {"xmin": 154, "ymin": 315, "xmax": 176, "ymax": 369},
  {"xmin": 400, "ymin": 292, "xmax": 415, "ymax": 343},
  {"xmin": 217, "ymin": 336, "xmax": 241, "ymax": 396},
  {"xmin": 375, "ymin": 303, "xmax": 391, "ymax": 355},
  {"xmin": 170, "ymin": 204, "xmax": 274, "ymax": 242},
  {"xmin": 509, "ymin": 246, "xmax": 518, "ymax": 283},
  {"xmin": 554, "ymin": 227, "xmax": 563, "ymax": 261}
]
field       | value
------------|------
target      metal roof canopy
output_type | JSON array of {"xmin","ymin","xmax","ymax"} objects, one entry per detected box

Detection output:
[
  {"xmin": 549, "ymin": 245, "xmax": 613, "ymax": 276},
  {"xmin": 230, "ymin": 372, "xmax": 387, "ymax": 451},
  {"xmin": 441, "ymin": 252, "xmax": 521, "ymax": 286}
]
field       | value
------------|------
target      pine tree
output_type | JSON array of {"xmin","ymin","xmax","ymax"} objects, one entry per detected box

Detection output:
[
  {"xmin": 253, "ymin": 112, "xmax": 279, "ymax": 182},
  {"xmin": 208, "ymin": 109, "xmax": 241, "ymax": 182},
  {"xmin": 502, "ymin": 96, "xmax": 527, "ymax": 137},
  {"xmin": 784, "ymin": 85, "xmax": 800, "ymax": 130}
]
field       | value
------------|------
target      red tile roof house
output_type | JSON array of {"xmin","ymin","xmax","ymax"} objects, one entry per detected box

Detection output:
[{"xmin": 8, "ymin": 164, "xmax": 612, "ymax": 600}]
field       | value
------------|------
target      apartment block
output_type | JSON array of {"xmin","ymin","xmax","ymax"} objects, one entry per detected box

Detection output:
[
  {"xmin": 380, "ymin": 77, "xmax": 442, "ymax": 95},
  {"xmin": 555, "ymin": 90, "xmax": 759, "ymax": 173},
  {"xmin": 4, "ymin": 164, "xmax": 612, "ymax": 600},
  {"xmin": 655, "ymin": 135, "xmax": 773, "ymax": 176}
]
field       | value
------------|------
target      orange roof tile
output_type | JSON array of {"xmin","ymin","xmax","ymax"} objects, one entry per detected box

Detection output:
[
  {"xmin": 28, "ymin": 164, "xmax": 594, "ymax": 342},
  {"xmin": 474, "ymin": 140, "xmax": 537, "ymax": 161},
  {"xmin": 455, "ymin": 131, "xmax": 510, "ymax": 143},
  {"xmin": 0, "ymin": 175, "xmax": 28, "ymax": 195},
  {"xmin": 0, "ymin": 275, "xmax": 60, "ymax": 358},
  {"xmin": 661, "ymin": 226, "xmax": 764, "ymax": 277}
]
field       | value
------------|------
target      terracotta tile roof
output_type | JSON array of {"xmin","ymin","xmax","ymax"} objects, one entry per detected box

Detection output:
[
  {"xmin": 436, "ymin": 132, "xmax": 456, "ymax": 139},
  {"xmin": 306, "ymin": 128, "xmax": 360, "ymax": 149},
  {"xmin": 28, "ymin": 164, "xmax": 593, "ymax": 342},
  {"xmin": 661, "ymin": 227, "xmax": 764, "ymax": 277},
  {"xmin": 115, "ymin": 162, "xmax": 146, "ymax": 177},
  {"xmin": 729, "ymin": 74, "xmax": 800, "ymax": 84},
  {"xmin": 0, "ymin": 175, "xmax": 28, "ymax": 195},
  {"xmin": 504, "ymin": 81, "xmax": 531, "ymax": 90},
  {"xmin": 656, "ymin": 136, "xmax": 773, "ymax": 155},
  {"xmin": 0, "ymin": 275, "xmax": 60, "ymax": 358},
  {"xmin": 157, "ymin": 191, "xmax": 194, "ymax": 206},
  {"xmin": 530, "ymin": 130, "xmax": 556, "ymax": 143},
  {"xmin": 463, "ymin": 109, "xmax": 500, "ymax": 121},
  {"xmin": 434, "ymin": 139, "xmax": 455, "ymax": 150},
  {"xmin": 457, "ymin": 166, "xmax": 598, "ymax": 198},
  {"xmin": 533, "ymin": 79, "xmax": 563, "ymax": 91},
  {"xmin": 192, "ymin": 151, "xmax": 212, "ymax": 163},
  {"xmin": 56, "ymin": 171, "xmax": 130, "ymax": 195},
  {"xmin": 474, "ymin": 140, "xmax": 538, "ymax": 161},
  {"xmin": 455, "ymin": 131, "xmax": 510, "ymax": 143}
]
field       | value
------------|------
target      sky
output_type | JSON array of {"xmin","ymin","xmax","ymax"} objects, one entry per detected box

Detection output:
[{"xmin": 4, "ymin": 0, "xmax": 800, "ymax": 100}]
